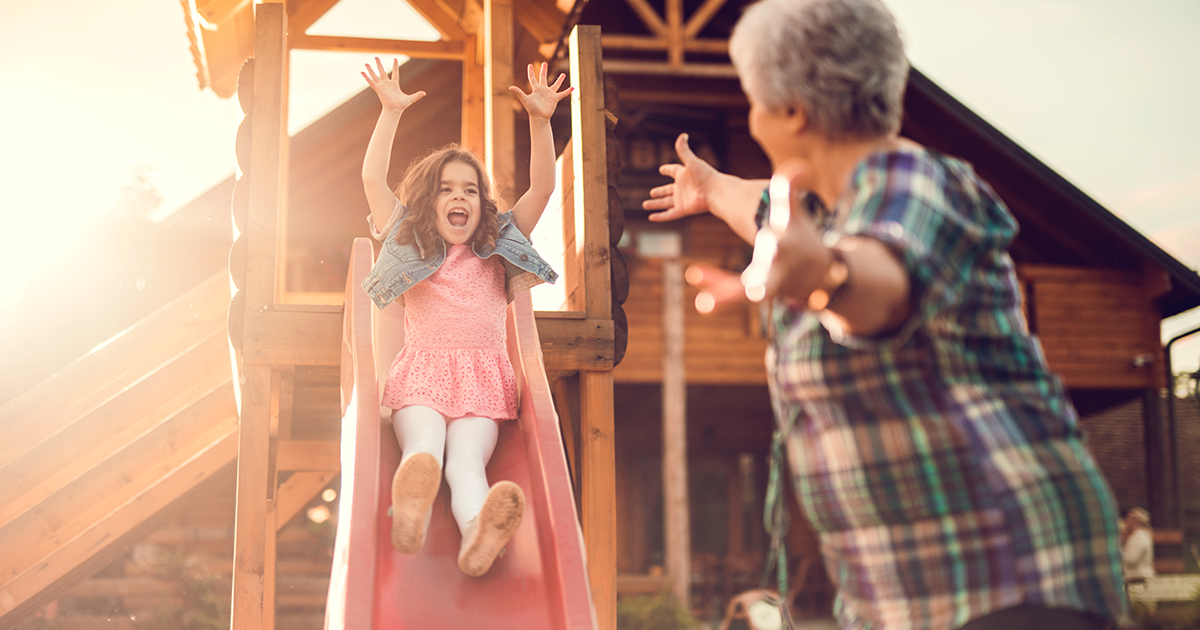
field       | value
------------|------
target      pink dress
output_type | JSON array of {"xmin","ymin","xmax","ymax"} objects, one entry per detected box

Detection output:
[{"xmin": 381, "ymin": 244, "xmax": 518, "ymax": 420}]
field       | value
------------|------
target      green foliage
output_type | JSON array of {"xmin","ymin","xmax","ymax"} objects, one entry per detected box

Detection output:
[
  {"xmin": 135, "ymin": 551, "xmax": 228, "ymax": 630},
  {"xmin": 617, "ymin": 592, "xmax": 698, "ymax": 630}
]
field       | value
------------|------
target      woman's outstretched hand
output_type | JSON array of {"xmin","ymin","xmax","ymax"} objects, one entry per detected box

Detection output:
[
  {"xmin": 362, "ymin": 57, "xmax": 426, "ymax": 113},
  {"xmin": 510, "ymin": 62, "xmax": 573, "ymax": 121},
  {"xmin": 643, "ymin": 133, "xmax": 720, "ymax": 222}
]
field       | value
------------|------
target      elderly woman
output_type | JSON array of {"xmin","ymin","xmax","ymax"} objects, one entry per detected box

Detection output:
[{"xmin": 643, "ymin": 0, "xmax": 1127, "ymax": 628}]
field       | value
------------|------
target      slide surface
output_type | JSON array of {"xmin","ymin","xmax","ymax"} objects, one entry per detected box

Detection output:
[{"xmin": 326, "ymin": 238, "xmax": 596, "ymax": 630}]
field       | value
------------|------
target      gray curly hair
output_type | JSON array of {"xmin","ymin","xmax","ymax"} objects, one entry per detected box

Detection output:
[{"xmin": 730, "ymin": 0, "xmax": 909, "ymax": 141}]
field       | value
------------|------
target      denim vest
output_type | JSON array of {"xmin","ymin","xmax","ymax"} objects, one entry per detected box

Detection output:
[{"xmin": 362, "ymin": 206, "xmax": 558, "ymax": 310}]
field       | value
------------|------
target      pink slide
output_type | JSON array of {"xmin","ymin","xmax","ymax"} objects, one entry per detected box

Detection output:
[{"xmin": 326, "ymin": 238, "xmax": 597, "ymax": 630}]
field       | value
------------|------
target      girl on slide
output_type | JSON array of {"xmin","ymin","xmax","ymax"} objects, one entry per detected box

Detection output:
[{"xmin": 359, "ymin": 57, "xmax": 570, "ymax": 576}]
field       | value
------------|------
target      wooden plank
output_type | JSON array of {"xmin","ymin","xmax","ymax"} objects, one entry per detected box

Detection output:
[
  {"xmin": 275, "ymin": 440, "xmax": 340, "ymax": 471},
  {"xmin": 0, "ymin": 332, "xmax": 231, "ymax": 531},
  {"xmin": 623, "ymin": 0, "xmax": 665, "ymax": 35},
  {"xmin": 0, "ymin": 386, "xmax": 238, "ymax": 581},
  {"xmin": 557, "ymin": 144, "xmax": 582, "ymax": 311},
  {"xmin": 665, "ymin": 0, "xmax": 683, "ymax": 67},
  {"xmin": 601, "ymin": 60, "xmax": 738, "ymax": 78},
  {"xmin": 661, "ymin": 259, "xmax": 690, "ymax": 606},
  {"xmin": 245, "ymin": 2, "xmax": 288, "ymax": 312},
  {"xmin": 485, "ymin": 0, "xmax": 516, "ymax": 204},
  {"xmin": 406, "ymin": 0, "xmax": 470, "ymax": 40},
  {"xmin": 275, "ymin": 471, "xmax": 338, "ymax": 531},
  {"xmin": 580, "ymin": 369, "xmax": 616, "ymax": 630},
  {"xmin": 462, "ymin": 34, "xmax": 487, "ymax": 156},
  {"xmin": 512, "ymin": 0, "xmax": 567, "ymax": 43},
  {"xmin": 552, "ymin": 378, "xmax": 580, "ymax": 490},
  {"xmin": 264, "ymin": 499, "xmax": 277, "ymax": 630},
  {"xmin": 569, "ymin": 25, "xmax": 612, "ymax": 320},
  {"xmin": 242, "ymin": 309, "xmax": 342, "ymax": 366},
  {"xmin": 231, "ymin": 363, "xmax": 273, "ymax": 630},
  {"xmin": 0, "ymin": 423, "xmax": 238, "ymax": 625},
  {"xmin": 535, "ymin": 317, "xmax": 615, "ymax": 371},
  {"xmin": 0, "ymin": 273, "xmax": 228, "ymax": 471},
  {"xmin": 1017, "ymin": 264, "xmax": 1142, "ymax": 286},
  {"xmin": 683, "ymin": 0, "xmax": 727, "ymax": 38},
  {"xmin": 600, "ymin": 34, "xmax": 728, "ymax": 54},
  {"xmin": 289, "ymin": 33, "xmax": 466, "ymax": 58},
  {"xmin": 286, "ymin": 0, "xmax": 341, "ymax": 34}
]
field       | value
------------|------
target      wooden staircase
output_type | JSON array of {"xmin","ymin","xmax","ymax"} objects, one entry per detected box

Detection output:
[{"xmin": 0, "ymin": 272, "xmax": 240, "ymax": 625}]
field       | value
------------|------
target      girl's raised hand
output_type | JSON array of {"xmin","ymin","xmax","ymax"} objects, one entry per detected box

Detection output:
[
  {"xmin": 362, "ymin": 57, "xmax": 426, "ymax": 112},
  {"xmin": 509, "ymin": 62, "xmax": 572, "ymax": 120}
]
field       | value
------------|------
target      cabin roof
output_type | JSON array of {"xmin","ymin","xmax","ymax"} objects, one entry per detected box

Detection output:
[{"xmin": 902, "ymin": 70, "xmax": 1200, "ymax": 318}]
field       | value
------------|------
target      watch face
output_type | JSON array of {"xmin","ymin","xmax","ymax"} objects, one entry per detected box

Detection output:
[{"xmin": 747, "ymin": 600, "xmax": 783, "ymax": 630}]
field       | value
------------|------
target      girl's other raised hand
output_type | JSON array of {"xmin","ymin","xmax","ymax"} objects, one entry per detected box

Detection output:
[
  {"xmin": 509, "ymin": 62, "xmax": 572, "ymax": 121},
  {"xmin": 362, "ymin": 57, "xmax": 426, "ymax": 113}
]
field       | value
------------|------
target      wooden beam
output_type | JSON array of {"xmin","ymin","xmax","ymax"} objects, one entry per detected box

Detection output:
[
  {"xmin": 580, "ymin": 369, "xmax": 616, "ymax": 630},
  {"xmin": 512, "ymin": 0, "xmax": 568, "ymax": 44},
  {"xmin": 264, "ymin": 498, "xmax": 277, "ymax": 630},
  {"xmin": 232, "ymin": 363, "xmax": 273, "ymax": 630},
  {"xmin": 276, "ymin": 440, "xmax": 340, "ymax": 471},
  {"xmin": 666, "ymin": 0, "xmax": 683, "ymax": 67},
  {"xmin": 661, "ymin": 257, "xmax": 690, "ymax": 607},
  {"xmin": 245, "ymin": 2, "xmax": 287, "ymax": 314},
  {"xmin": 623, "ymin": 0, "xmax": 665, "ymax": 36},
  {"xmin": 289, "ymin": 33, "xmax": 466, "ymax": 59},
  {"xmin": 485, "ymin": 0, "xmax": 517, "ymax": 204},
  {"xmin": 197, "ymin": 0, "xmax": 251, "ymax": 26},
  {"xmin": 602, "ymin": 59, "xmax": 738, "ymax": 78},
  {"xmin": 276, "ymin": 471, "xmax": 339, "ymax": 530},
  {"xmin": 462, "ymin": 34, "xmax": 487, "ymax": 156},
  {"xmin": 683, "ymin": 0, "xmax": 728, "ymax": 39},
  {"xmin": 0, "ymin": 428, "xmax": 237, "ymax": 626},
  {"xmin": 535, "ymin": 318, "xmax": 614, "ymax": 373},
  {"xmin": 407, "ymin": 0, "xmax": 470, "ymax": 41},
  {"xmin": 601, "ymin": 34, "xmax": 727, "ymax": 54},
  {"xmin": 552, "ymin": 378, "xmax": 580, "ymax": 490},
  {"xmin": 286, "ymin": 0, "xmax": 341, "ymax": 34},
  {"xmin": 569, "ymin": 25, "xmax": 612, "ymax": 321},
  {"xmin": 242, "ymin": 309, "xmax": 342, "ymax": 366},
  {"xmin": 569, "ymin": 24, "xmax": 617, "ymax": 630}
]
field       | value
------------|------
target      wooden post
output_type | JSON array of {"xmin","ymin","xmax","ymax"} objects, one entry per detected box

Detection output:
[
  {"xmin": 570, "ymin": 24, "xmax": 617, "ymax": 630},
  {"xmin": 1144, "ymin": 389, "xmax": 1167, "ymax": 526},
  {"xmin": 233, "ymin": 5, "xmax": 286, "ymax": 629},
  {"xmin": 263, "ymin": 498, "xmax": 277, "ymax": 630},
  {"xmin": 662, "ymin": 256, "xmax": 690, "ymax": 607},
  {"xmin": 232, "ymin": 364, "xmax": 272, "ymax": 629},
  {"xmin": 462, "ymin": 34, "xmax": 487, "ymax": 157},
  {"xmin": 484, "ymin": 0, "xmax": 516, "ymax": 205}
]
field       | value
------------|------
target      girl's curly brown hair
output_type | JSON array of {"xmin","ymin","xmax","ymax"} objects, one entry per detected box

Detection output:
[{"xmin": 392, "ymin": 144, "xmax": 502, "ymax": 254}]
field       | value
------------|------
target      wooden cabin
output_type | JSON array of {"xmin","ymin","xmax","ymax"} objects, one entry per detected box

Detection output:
[{"xmin": 2, "ymin": 0, "xmax": 1199, "ymax": 628}]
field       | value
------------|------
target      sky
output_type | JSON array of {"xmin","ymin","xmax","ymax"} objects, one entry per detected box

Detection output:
[{"xmin": 0, "ymin": 0, "xmax": 1197, "ymax": 375}]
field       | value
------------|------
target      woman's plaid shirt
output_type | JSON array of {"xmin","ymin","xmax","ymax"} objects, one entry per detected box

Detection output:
[{"xmin": 763, "ymin": 146, "xmax": 1127, "ymax": 629}]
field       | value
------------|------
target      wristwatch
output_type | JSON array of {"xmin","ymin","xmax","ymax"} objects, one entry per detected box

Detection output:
[{"xmin": 807, "ymin": 247, "xmax": 849, "ymax": 311}]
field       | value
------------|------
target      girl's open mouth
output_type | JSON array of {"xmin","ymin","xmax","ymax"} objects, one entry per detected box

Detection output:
[{"xmin": 447, "ymin": 210, "xmax": 469, "ymax": 227}]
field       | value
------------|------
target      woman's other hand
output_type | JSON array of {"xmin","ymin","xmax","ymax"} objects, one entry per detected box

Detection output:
[
  {"xmin": 510, "ymin": 62, "xmax": 573, "ymax": 121},
  {"xmin": 362, "ymin": 57, "xmax": 426, "ymax": 113},
  {"xmin": 643, "ymin": 133, "xmax": 720, "ymax": 222},
  {"xmin": 685, "ymin": 263, "xmax": 749, "ymax": 314}
]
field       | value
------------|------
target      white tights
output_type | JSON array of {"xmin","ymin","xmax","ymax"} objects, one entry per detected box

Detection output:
[{"xmin": 393, "ymin": 405, "xmax": 499, "ymax": 534}]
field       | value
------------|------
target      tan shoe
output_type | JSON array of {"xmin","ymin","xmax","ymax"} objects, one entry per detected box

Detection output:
[
  {"xmin": 457, "ymin": 480, "xmax": 525, "ymax": 576},
  {"xmin": 389, "ymin": 452, "xmax": 442, "ymax": 553}
]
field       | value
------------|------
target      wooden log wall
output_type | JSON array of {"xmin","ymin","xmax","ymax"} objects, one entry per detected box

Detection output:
[
  {"xmin": 614, "ymin": 215, "xmax": 769, "ymax": 385},
  {"xmin": 1017, "ymin": 264, "xmax": 1167, "ymax": 390}
]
